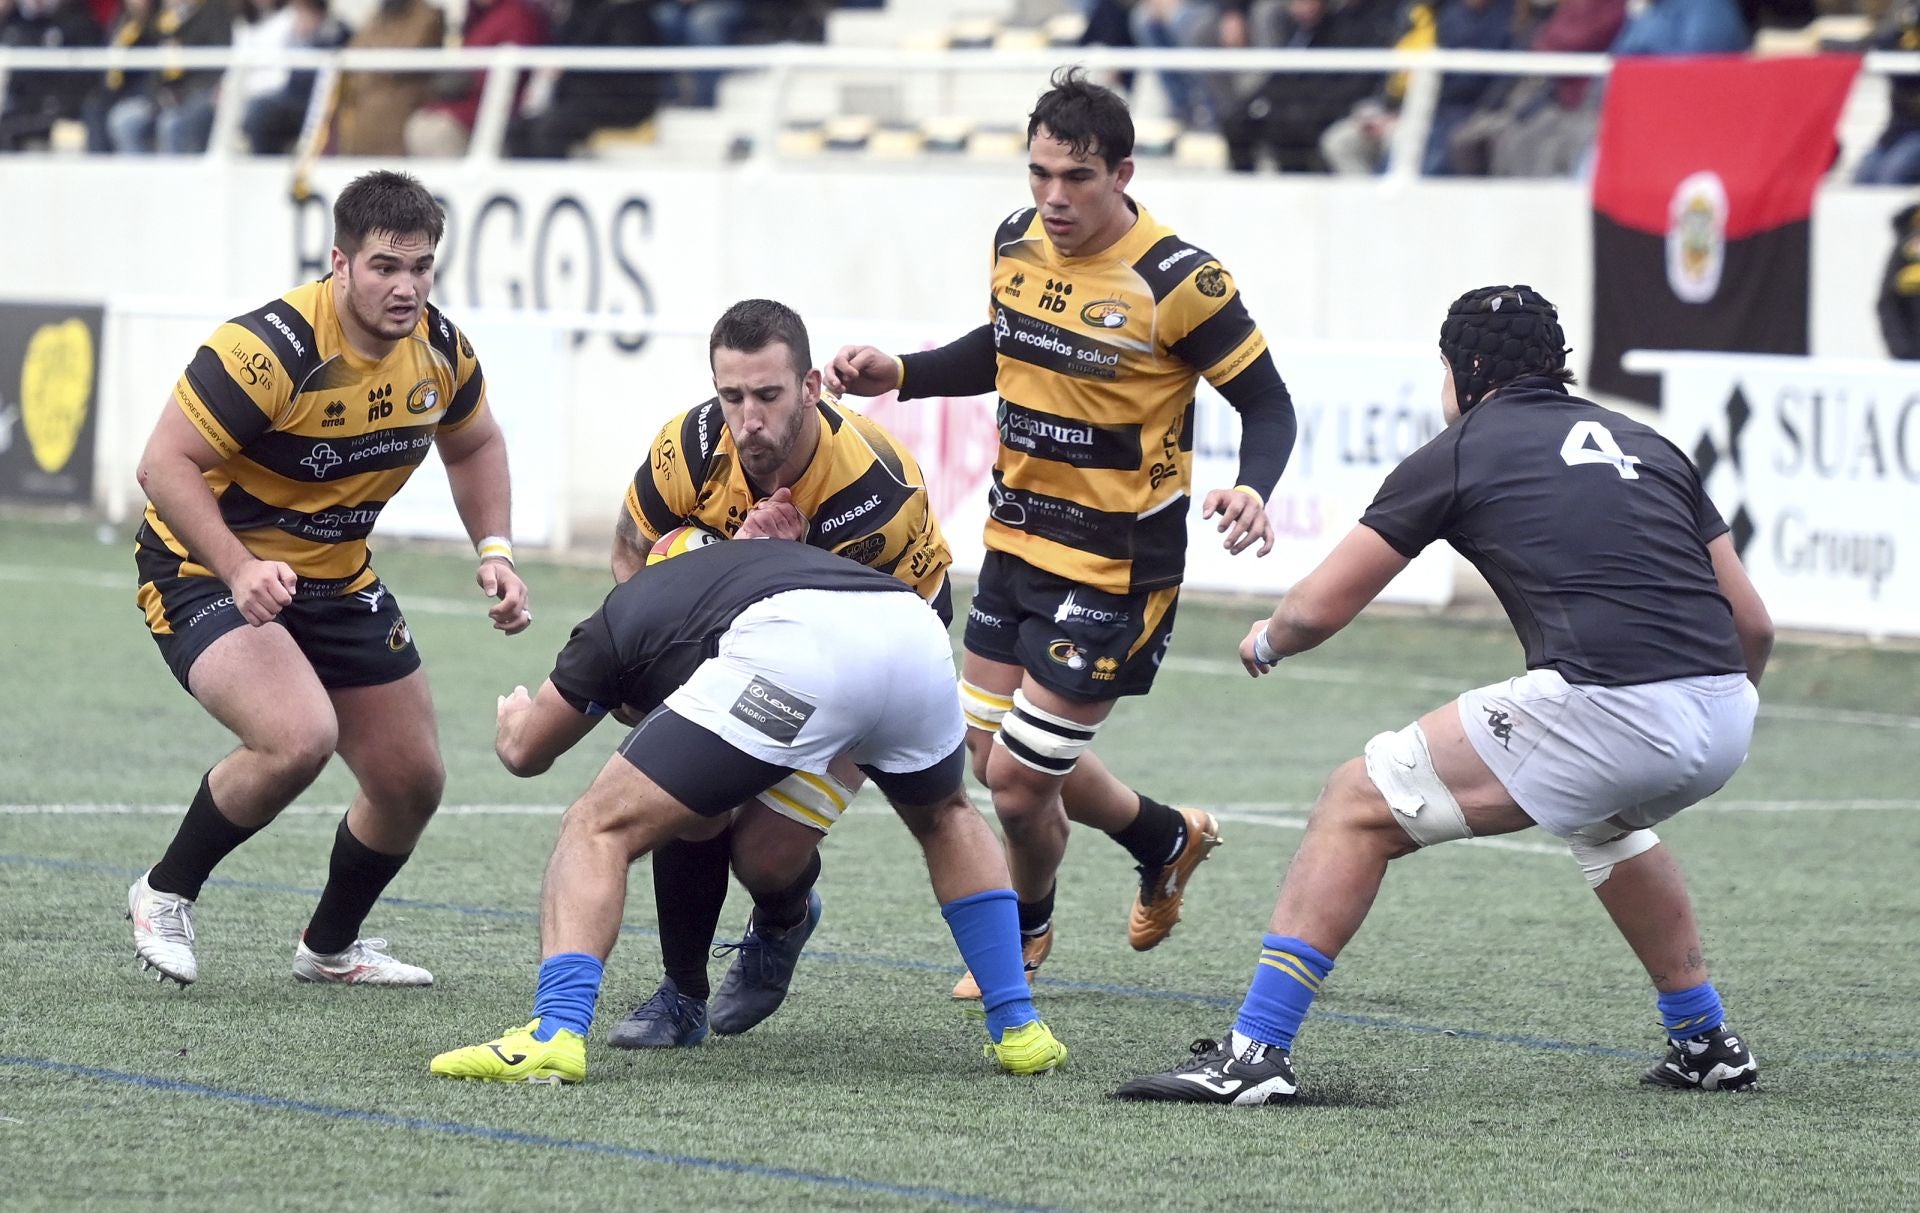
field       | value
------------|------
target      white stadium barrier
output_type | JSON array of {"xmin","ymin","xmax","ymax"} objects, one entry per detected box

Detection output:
[{"xmin": 2, "ymin": 44, "xmax": 1916, "ymax": 622}]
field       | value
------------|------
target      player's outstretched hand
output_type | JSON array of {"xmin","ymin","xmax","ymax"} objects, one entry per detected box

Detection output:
[
  {"xmin": 825, "ymin": 345, "xmax": 901, "ymax": 397},
  {"xmin": 479, "ymin": 558, "xmax": 532, "ymax": 634},
  {"xmin": 1239, "ymin": 619, "xmax": 1276, "ymax": 677},
  {"xmin": 1202, "ymin": 487, "xmax": 1276, "ymax": 557},
  {"xmin": 231, "ymin": 558, "xmax": 298, "ymax": 626},
  {"xmin": 737, "ymin": 486, "xmax": 807, "ymax": 541}
]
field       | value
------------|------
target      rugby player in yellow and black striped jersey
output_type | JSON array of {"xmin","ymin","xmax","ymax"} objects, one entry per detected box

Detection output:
[
  {"xmin": 125, "ymin": 171, "xmax": 531, "ymax": 993},
  {"xmin": 613, "ymin": 377, "xmax": 952, "ymax": 618},
  {"xmin": 594, "ymin": 299, "xmax": 956, "ymax": 1045},
  {"xmin": 829, "ymin": 69, "xmax": 1299, "ymax": 998}
]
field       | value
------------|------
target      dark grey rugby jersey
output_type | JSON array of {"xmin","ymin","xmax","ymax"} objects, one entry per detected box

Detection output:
[
  {"xmin": 1359, "ymin": 377, "xmax": 1746, "ymax": 686},
  {"xmin": 550, "ymin": 538, "xmax": 916, "ymax": 717}
]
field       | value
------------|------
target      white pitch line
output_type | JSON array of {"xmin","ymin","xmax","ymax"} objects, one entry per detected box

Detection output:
[
  {"xmin": 1690, "ymin": 799, "xmax": 1920, "ymax": 813},
  {"xmin": 0, "ymin": 566, "xmax": 124, "ymax": 590},
  {"xmin": 1162, "ymin": 655, "xmax": 1461, "ymax": 694},
  {"xmin": 1208, "ymin": 808, "xmax": 1569, "ymax": 856},
  {"xmin": 1752, "ymin": 704, "xmax": 1920, "ymax": 732}
]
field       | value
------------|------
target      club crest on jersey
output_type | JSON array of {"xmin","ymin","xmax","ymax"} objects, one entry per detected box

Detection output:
[
  {"xmin": 406, "ymin": 378, "xmax": 441, "ymax": 415},
  {"xmin": 1047, "ymin": 639, "xmax": 1088, "ymax": 671},
  {"xmin": 1194, "ymin": 265, "xmax": 1228, "ymax": 298},
  {"xmin": 1079, "ymin": 298, "xmax": 1130, "ymax": 329}
]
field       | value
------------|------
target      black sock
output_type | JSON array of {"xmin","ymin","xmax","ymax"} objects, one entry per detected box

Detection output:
[
  {"xmin": 748, "ymin": 851, "xmax": 821, "ymax": 933},
  {"xmin": 652, "ymin": 832, "xmax": 732, "ymax": 1001},
  {"xmin": 1108, "ymin": 795, "xmax": 1185, "ymax": 868},
  {"xmin": 148, "ymin": 771, "xmax": 264, "ymax": 900},
  {"xmin": 1017, "ymin": 885, "xmax": 1056, "ymax": 938},
  {"xmin": 303, "ymin": 818, "xmax": 410, "ymax": 955}
]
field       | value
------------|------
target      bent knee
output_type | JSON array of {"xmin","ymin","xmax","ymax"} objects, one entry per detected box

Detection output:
[
  {"xmin": 387, "ymin": 758, "xmax": 447, "ymax": 817},
  {"xmin": 983, "ymin": 763, "xmax": 1058, "ymax": 826},
  {"xmin": 1311, "ymin": 757, "xmax": 1420, "ymax": 857},
  {"xmin": 253, "ymin": 721, "xmax": 339, "ymax": 788}
]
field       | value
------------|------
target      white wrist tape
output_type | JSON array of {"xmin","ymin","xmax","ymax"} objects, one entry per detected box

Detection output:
[
  {"xmin": 476, "ymin": 535, "xmax": 514, "ymax": 565},
  {"xmin": 1253, "ymin": 629, "xmax": 1281, "ymax": 666}
]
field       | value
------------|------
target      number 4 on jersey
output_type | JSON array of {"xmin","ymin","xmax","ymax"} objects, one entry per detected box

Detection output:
[{"xmin": 1560, "ymin": 420, "xmax": 1642, "ymax": 479}]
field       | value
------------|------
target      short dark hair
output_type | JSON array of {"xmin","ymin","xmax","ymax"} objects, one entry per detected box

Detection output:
[
  {"xmin": 1027, "ymin": 66, "xmax": 1133, "ymax": 169},
  {"xmin": 709, "ymin": 299, "xmax": 811, "ymax": 378},
  {"xmin": 333, "ymin": 170, "xmax": 444, "ymax": 258}
]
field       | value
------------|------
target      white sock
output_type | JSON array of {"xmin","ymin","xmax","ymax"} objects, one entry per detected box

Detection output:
[{"xmin": 1229, "ymin": 1029, "xmax": 1270, "ymax": 1059}]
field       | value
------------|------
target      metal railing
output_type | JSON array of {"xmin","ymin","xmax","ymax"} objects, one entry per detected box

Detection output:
[{"xmin": 0, "ymin": 43, "xmax": 1908, "ymax": 176}]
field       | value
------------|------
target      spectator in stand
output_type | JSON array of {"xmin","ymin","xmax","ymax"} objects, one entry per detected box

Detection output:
[
  {"xmin": 106, "ymin": 0, "xmax": 234, "ymax": 153},
  {"xmin": 1074, "ymin": 0, "xmax": 1138, "ymax": 97},
  {"xmin": 1856, "ymin": 2, "xmax": 1920, "ymax": 185},
  {"xmin": 1610, "ymin": 0, "xmax": 1746, "ymax": 56},
  {"xmin": 1420, "ymin": 0, "xmax": 1513, "ymax": 177},
  {"xmin": 331, "ymin": 0, "xmax": 444, "ymax": 156},
  {"xmin": 0, "ymin": 0, "xmax": 103, "ymax": 150},
  {"xmin": 651, "ymin": 0, "xmax": 747, "ymax": 107},
  {"xmin": 242, "ymin": 0, "xmax": 347, "ymax": 153},
  {"xmin": 1219, "ymin": 0, "xmax": 1392, "ymax": 173},
  {"xmin": 1319, "ymin": 0, "xmax": 1436, "ymax": 175},
  {"xmin": 506, "ymin": 0, "xmax": 659, "ymax": 157},
  {"xmin": 1446, "ymin": 0, "xmax": 1623, "ymax": 177},
  {"xmin": 1080, "ymin": 0, "xmax": 1137, "ymax": 48},
  {"xmin": 234, "ymin": 0, "xmax": 294, "ymax": 99},
  {"xmin": 405, "ymin": 0, "xmax": 546, "ymax": 156},
  {"xmin": 1130, "ymin": 0, "xmax": 1223, "ymax": 130},
  {"xmin": 82, "ymin": 0, "xmax": 157, "ymax": 150}
]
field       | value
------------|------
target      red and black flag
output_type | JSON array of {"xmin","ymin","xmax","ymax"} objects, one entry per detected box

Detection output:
[{"xmin": 1589, "ymin": 55, "xmax": 1860, "ymax": 405}]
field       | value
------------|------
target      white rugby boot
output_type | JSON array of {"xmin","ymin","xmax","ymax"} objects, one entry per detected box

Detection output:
[
  {"xmin": 128, "ymin": 870, "xmax": 199, "ymax": 986},
  {"xmin": 293, "ymin": 935, "xmax": 434, "ymax": 986}
]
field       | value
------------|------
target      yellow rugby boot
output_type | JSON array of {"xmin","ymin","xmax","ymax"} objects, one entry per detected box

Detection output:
[
  {"xmin": 430, "ymin": 1020, "xmax": 586, "ymax": 1085},
  {"xmin": 985, "ymin": 1020, "xmax": 1068, "ymax": 1075}
]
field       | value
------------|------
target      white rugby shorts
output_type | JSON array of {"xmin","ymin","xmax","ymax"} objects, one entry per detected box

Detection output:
[
  {"xmin": 664, "ymin": 588, "xmax": 966, "ymax": 782},
  {"xmin": 1458, "ymin": 668, "xmax": 1757, "ymax": 837}
]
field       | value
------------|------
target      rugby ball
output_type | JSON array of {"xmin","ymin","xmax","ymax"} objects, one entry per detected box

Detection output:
[{"xmin": 647, "ymin": 524, "xmax": 719, "ymax": 565}]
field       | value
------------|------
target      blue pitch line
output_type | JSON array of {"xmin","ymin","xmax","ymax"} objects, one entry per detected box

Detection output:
[
  {"xmin": 9, "ymin": 853, "xmax": 1916, "ymax": 1068},
  {"xmin": 0, "ymin": 1055, "xmax": 1062, "ymax": 1213}
]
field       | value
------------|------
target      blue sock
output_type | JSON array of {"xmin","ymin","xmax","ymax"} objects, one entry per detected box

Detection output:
[
  {"xmin": 1656, "ymin": 982, "xmax": 1724, "ymax": 1038},
  {"xmin": 1233, "ymin": 934, "xmax": 1336, "ymax": 1051},
  {"xmin": 941, "ymin": 889, "xmax": 1038, "ymax": 1042},
  {"xmin": 531, "ymin": 952, "xmax": 605, "ymax": 1041}
]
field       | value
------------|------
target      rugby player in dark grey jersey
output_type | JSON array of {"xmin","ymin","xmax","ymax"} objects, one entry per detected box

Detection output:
[
  {"xmin": 1117, "ymin": 285, "xmax": 1774, "ymax": 1106},
  {"xmin": 428, "ymin": 538, "xmax": 1067, "ymax": 1084}
]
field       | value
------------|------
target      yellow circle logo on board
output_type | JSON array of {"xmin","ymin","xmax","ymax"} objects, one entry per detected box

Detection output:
[{"xmin": 20, "ymin": 318, "xmax": 94, "ymax": 474}]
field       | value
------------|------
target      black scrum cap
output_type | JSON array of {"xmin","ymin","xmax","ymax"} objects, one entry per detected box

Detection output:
[{"xmin": 1438, "ymin": 285, "xmax": 1570, "ymax": 410}]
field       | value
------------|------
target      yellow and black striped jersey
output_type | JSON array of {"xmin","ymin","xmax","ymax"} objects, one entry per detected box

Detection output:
[
  {"xmin": 138, "ymin": 279, "xmax": 487, "ymax": 595},
  {"xmin": 983, "ymin": 201, "xmax": 1268, "ymax": 593},
  {"xmin": 623, "ymin": 394, "xmax": 952, "ymax": 604}
]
